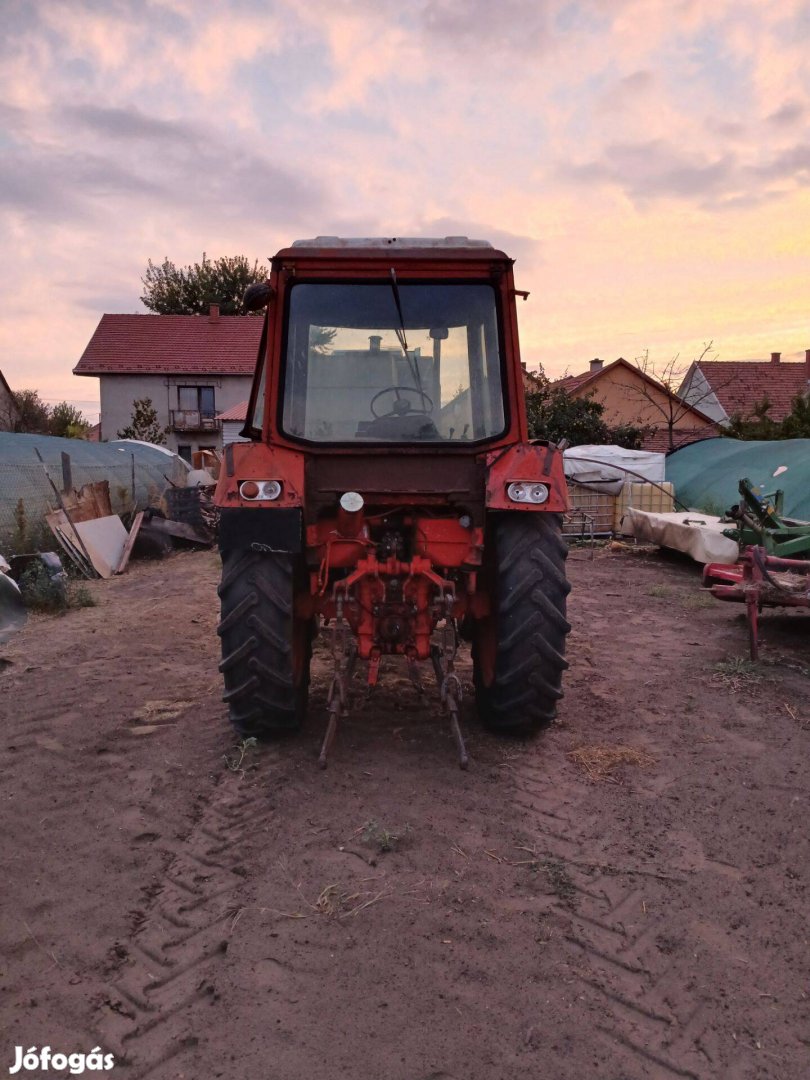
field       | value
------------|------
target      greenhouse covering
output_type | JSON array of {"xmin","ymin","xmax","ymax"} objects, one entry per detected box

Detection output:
[
  {"xmin": 0, "ymin": 433, "xmax": 189, "ymax": 551},
  {"xmin": 666, "ymin": 437, "xmax": 810, "ymax": 521}
]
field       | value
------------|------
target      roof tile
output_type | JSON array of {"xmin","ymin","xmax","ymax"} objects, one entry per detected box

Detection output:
[
  {"xmin": 642, "ymin": 426, "xmax": 718, "ymax": 453},
  {"xmin": 697, "ymin": 360, "xmax": 809, "ymax": 421},
  {"xmin": 74, "ymin": 314, "xmax": 263, "ymax": 376},
  {"xmin": 216, "ymin": 400, "xmax": 249, "ymax": 422},
  {"xmin": 555, "ymin": 371, "xmax": 594, "ymax": 392}
]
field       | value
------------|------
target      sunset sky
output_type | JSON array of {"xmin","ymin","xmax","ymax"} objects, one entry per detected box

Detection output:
[{"xmin": 1, "ymin": 0, "xmax": 809, "ymax": 422}]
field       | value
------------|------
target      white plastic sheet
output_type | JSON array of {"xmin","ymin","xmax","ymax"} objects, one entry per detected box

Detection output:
[
  {"xmin": 621, "ymin": 508, "xmax": 739, "ymax": 565},
  {"xmin": 563, "ymin": 445, "xmax": 666, "ymax": 494}
]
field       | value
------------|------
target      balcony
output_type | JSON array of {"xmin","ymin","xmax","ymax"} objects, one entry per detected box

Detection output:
[{"xmin": 169, "ymin": 410, "xmax": 222, "ymax": 433}]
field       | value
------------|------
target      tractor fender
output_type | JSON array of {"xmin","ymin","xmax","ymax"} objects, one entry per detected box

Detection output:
[
  {"xmin": 215, "ymin": 442, "xmax": 306, "ymax": 555},
  {"xmin": 215, "ymin": 441, "xmax": 305, "ymax": 508},
  {"xmin": 482, "ymin": 442, "xmax": 569, "ymax": 512}
]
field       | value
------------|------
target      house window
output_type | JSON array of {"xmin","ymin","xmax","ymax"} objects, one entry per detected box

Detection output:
[
  {"xmin": 177, "ymin": 444, "xmax": 192, "ymax": 463},
  {"xmin": 178, "ymin": 386, "xmax": 216, "ymax": 417}
]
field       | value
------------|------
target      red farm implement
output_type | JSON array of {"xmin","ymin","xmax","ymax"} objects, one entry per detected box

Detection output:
[{"xmin": 705, "ymin": 546, "xmax": 810, "ymax": 660}]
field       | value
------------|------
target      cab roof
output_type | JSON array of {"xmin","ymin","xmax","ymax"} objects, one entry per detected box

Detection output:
[
  {"xmin": 274, "ymin": 236, "xmax": 510, "ymax": 262},
  {"xmin": 290, "ymin": 236, "xmax": 494, "ymax": 249}
]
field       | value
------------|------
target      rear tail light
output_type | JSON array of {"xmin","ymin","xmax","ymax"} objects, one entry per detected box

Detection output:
[
  {"xmin": 240, "ymin": 480, "xmax": 282, "ymax": 501},
  {"xmin": 507, "ymin": 481, "xmax": 549, "ymax": 504}
]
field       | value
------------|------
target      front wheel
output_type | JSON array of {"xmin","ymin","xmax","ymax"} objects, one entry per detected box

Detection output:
[
  {"xmin": 473, "ymin": 514, "xmax": 571, "ymax": 734},
  {"xmin": 217, "ymin": 549, "xmax": 312, "ymax": 737}
]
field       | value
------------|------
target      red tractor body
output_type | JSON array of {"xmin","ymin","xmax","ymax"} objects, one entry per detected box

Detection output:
[{"xmin": 214, "ymin": 238, "xmax": 571, "ymax": 760}]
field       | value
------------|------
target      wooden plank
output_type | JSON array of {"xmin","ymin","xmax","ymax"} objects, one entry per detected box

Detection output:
[
  {"xmin": 44, "ymin": 511, "xmax": 94, "ymax": 578},
  {"xmin": 35, "ymin": 450, "xmax": 98, "ymax": 576},
  {"xmin": 74, "ymin": 516, "xmax": 129, "ymax": 578},
  {"xmin": 116, "ymin": 511, "xmax": 145, "ymax": 574},
  {"xmin": 60, "ymin": 451, "xmax": 72, "ymax": 494},
  {"xmin": 63, "ymin": 480, "xmax": 113, "ymax": 522}
]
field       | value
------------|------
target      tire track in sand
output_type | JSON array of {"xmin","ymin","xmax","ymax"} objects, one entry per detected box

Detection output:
[
  {"xmin": 93, "ymin": 755, "xmax": 276, "ymax": 1079},
  {"xmin": 512, "ymin": 756, "xmax": 723, "ymax": 1080}
]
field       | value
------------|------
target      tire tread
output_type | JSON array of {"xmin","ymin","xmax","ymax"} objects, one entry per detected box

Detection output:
[
  {"xmin": 217, "ymin": 550, "xmax": 309, "ymax": 737},
  {"xmin": 476, "ymin": 514, "xmax": 571, "ymax": 735}
]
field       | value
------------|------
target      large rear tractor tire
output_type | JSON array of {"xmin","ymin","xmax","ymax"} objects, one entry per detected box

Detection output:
[
  {"xmin": 474, "ymin": 513, "xmax": 571, "ymax": 735},
  {"xmin": 217, "ymin": 549, "xmax": 312, "ymax": 737}
]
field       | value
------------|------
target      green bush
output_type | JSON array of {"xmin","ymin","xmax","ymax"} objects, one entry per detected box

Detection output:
[{"xmin": 18, "ymin": 560, "xmax": 67, "ymax": 611}]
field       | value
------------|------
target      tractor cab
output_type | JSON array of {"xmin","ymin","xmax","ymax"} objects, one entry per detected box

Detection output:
[
  {"xmin": 242, "ymin": 238, "xmax": 521, "ymax": 453},
  {"xmin": 278, "ymin": 279, "xmax": 504, "ymax": 444}
]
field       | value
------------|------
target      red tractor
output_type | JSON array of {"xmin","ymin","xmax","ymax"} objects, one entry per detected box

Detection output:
[{"xmin": 214, "ymin": 237, "xmax": 570, "ymax": 766}]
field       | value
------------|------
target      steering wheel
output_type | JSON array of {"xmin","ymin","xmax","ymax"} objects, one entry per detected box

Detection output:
[{"xmin": 370, "ymin": 385, "xmax": 434, "ymax": 418}]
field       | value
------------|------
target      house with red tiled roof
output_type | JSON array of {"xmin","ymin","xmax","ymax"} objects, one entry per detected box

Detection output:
[
  {"xmin": 554, "ymin": 357, "xmax": 718, "ymax": 452},
  {"xmin": 73, "ymin": 306, "xmax": 261, "ymax": 459},
  {"xmin": 678, "ymin": 350, "xmax": 810, "ymax": 425}
]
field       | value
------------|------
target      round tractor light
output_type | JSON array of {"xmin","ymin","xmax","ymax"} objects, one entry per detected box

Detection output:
[
  {"xmin": 507, "ymin": 481, "xmax": 549, "ymax": 504},
  {"xmin": 340, "ymin": 491, "xmax": 364, "ymax": 513},
  {"xmin": 239, "ymin": 479, "xmax": 282, "ymax": 501}
]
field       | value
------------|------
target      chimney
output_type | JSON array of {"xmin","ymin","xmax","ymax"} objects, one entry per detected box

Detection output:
[
  {"xmin": 771, "ymin": 350, "xmax": 780, "ymax": 364},
  {"xmin": 805, "ymin": 348, "xmax": 810, "ymax": 379},
  {"xmin": 369, "ymin": 335, "xmax": 382, "ymax": 352},
  {"xmin": 208, "ymin": 303, "xmax": 220, "ymax": 322},
  {"xmin": 590, "ymin": 358, "xmax": 603, "ymax": 373}
]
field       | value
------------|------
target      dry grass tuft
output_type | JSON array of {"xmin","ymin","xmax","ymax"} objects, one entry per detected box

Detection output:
[
  {"xmin": 682, "ymin": 592, "xmax": 714, "ymax": 610},
  {"xmin": 711, "ymin": 656, "xmax": 762, "ymax": 694},
  {"xmin": 608, "ymin": 541, "xmax": 659, "ymax": 556},
  {"xmin": 267, "ymin": 860, "xmax": 400, "ymax": 920},
  {"xmin": 568, "ymin": 744, "xmax": 656, "ymax": 783},
  {"xmin": 646, "ymin": 584, "xmax": 672, "ymax": 598}
]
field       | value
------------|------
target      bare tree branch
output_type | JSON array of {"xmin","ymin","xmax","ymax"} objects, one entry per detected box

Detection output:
[{"xmin": 620, "ymin": 342, "xmax": 729, "ymax": 451}]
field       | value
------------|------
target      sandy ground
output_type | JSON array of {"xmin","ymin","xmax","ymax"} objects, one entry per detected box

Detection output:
[{"xmin": 1, "ymin": 545, "xmax": 808, "ymax": 1079}]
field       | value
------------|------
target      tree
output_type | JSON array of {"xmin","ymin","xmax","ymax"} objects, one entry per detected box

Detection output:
[
  {"xmin": 621, "ymin": 343, "xmax": 727, "ymax": 451},
  {"xmin": 49, "ymin": 401, "xmax": 91, "ymax": 439},
  {"xmin": 609, "ymin": 422, "xmax": 649, "ymax": 451},
  {"xmin": 781, "ymin": 394, "xmax": 810, "ymax": 439},
  {"xmin": 726, "ymin": 392, "xmax": 810, "ymax": 440},
  {"xmin": 10, "ymin": 389, "xmax": 92, "ymax": 438},
  {"xmin": 13, "ymin": 389, "xmax": 51, "ymax": 434},
  {"xmin": 310, "ymin": 326, "xmax": 337, "ymax": 354},
  {"xmin": 117, "ymin": 398, "xmax": 167, "ymax": 445},
  {"xmin": 525, "ymin": 373, "xmax": 648, "ymax": 448},
  {"xmin": 0, "ymin": 389, "xmax": 19, "ymax": 431},
  {"xmin": 140, "ymin": 254, "xmax": 269, "ymax": 316}
]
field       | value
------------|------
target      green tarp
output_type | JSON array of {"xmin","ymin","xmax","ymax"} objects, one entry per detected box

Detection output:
[{"xmin": 666, "ymin": 437, "xmax": 810, "ymax": 521}]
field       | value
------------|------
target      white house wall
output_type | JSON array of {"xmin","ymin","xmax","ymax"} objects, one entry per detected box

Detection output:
[
  {"xmin": 222, "ymin": 420, "xmax": 250, "ymax": 444},
  {"xmin": 677, "ymin": 364, "xmax": 729, "ymax": 425},
  {"xmin": 98, "ymin": 373, "xmax": 252, "ymax": 453}
]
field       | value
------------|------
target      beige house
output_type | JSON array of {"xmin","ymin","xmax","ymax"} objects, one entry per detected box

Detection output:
[
  {"xmin": 74, "ymin": 306, "xmax": 260, "ymax": 461},
  {"xmin": 555, "ymin": 357, "xmax": 717, "ymax": 451}
]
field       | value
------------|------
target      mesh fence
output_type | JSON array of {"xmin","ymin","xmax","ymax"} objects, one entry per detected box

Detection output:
[{"xmin": 0, "ymin": 434, "xmax": 190, "ymax": 553}]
